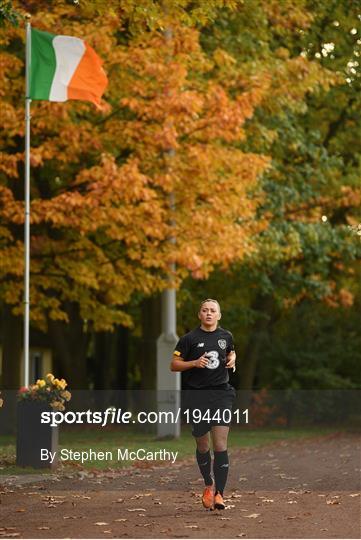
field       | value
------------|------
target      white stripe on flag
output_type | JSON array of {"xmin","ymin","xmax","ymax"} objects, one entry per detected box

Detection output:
[{"xmin": 50, "ymin": 36, "xmax": 85, "ymax": 101}]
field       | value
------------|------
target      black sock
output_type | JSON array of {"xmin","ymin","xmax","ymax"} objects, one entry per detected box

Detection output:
[
  {"xmin": 196, "ymin": 449, "xmax": 212, "ymax": 486},
  {"xmin": 213, "ymin": 450, "xmax": 229, "ymax": 496}
]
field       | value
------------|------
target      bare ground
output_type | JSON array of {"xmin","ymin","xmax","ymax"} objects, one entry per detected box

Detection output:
[{"xmin": 0, "ymin": 432, "xmax": 360, "ymax": 539}]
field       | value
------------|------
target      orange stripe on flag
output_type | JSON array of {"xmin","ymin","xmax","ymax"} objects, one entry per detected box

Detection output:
[{"xmin": 68, "ymin": 42, "xmax": 108, "ymax": 106}]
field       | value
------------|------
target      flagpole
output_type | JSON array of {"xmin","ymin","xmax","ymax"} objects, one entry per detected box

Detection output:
[{"xmin": 24, "ymin": 14, "xmax": 31, "ymax": 387}]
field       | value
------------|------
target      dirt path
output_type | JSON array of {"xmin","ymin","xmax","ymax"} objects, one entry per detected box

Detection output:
[{"xmin": 0, "ymin": 432, "xmax": 360, "ymax": 539}]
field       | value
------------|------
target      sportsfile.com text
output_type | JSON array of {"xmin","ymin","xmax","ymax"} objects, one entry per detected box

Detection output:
[{"xmin": 41, "ymin": 407, "xmax": 249, "ymax": 427}]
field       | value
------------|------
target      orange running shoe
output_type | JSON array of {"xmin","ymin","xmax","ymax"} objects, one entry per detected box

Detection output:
[
  {"xmin": 202, "ymin": 484, "xmax": 214, "ymax": 509},
  {"xmin": 214, "ymin": 491, "xmax": 225, "ymax": 510}
]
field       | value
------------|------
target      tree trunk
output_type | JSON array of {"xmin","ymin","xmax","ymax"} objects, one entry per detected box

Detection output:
[
  {"xmin": 92, "ymin": 325, "xmax": 130, "ymax": 409},
  {"xmin": 48, "ymin": 302, "xmax": 89, "ymax": 390},
  {"xmin": 139, "ymin": 295, "xmax": 161, "ymax": 391},
  {"xmin": 116, "ymin": 325, "xmax": 129, "ymax": 409},
  {"xmin": 1, "ymin": 304, "xmax": 22, "ymax": 389},
  {"xmin": 0, "ymin": 304, "xmax": 22, "ymax": 433},
  {"xmin": 238, "ymin": 294, "xmax": 275, "ymax": 409},
  {"xmin": 133, "ymin": 295, "xmax": 161, "ymax": 423}
]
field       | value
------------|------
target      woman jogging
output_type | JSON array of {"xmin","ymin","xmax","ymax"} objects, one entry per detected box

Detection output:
[{"xmin": 170, "ymin": 299, "xmax": 236, "ymax": 510}]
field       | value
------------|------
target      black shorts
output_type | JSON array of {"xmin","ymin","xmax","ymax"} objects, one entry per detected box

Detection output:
[{"xmin": 182, "ymin": 383, "xmax": 236, "ymax": 437}]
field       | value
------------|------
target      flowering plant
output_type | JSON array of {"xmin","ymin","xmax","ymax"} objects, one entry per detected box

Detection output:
[{"xmin": 17, "ymin": 373, "xmax": 71, "ymax": 411}]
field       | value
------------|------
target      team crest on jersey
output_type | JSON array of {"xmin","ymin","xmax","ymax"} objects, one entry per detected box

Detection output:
[
  {"xmin": 218, "ymin": 339, "xmax": 227, "ymax": 350},
  {"xmin": 205, "ymin": 351, "xmax": 220, "ymax": 369}
]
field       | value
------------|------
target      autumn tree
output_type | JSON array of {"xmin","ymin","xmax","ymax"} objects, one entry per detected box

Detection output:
[
  {"xmin": 0, "ymin": 0, "xmax": 268, "ymax": 387},
  {"xmin": 178, "ymin": 0, "xmax": 360, "ymax": 392}
]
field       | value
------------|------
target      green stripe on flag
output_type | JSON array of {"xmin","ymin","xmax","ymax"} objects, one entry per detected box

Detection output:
[{"xmin": 30, "ymin": 28, "xmax": 57, "ymax": 100}]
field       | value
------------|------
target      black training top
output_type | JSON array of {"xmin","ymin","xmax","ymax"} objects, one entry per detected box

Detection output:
[{"xmin": 174, "ymin": 326, "xmax": 235, "ymax": 389}]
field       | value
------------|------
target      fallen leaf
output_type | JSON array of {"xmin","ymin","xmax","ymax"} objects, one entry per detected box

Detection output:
[
  {"xmin": 185, "ymin": 525, "xmax": 198, "ymax": 528},
  {"xmin": 127, "ymin": 508, "xmax": 146, "ymax": 512},
  {"xmin": 350, "ymin": 493, "xmax": 360, "ymax": 497},
  {"xmin": 95, "ymin": 522, "xmax": 108, "ymax": 526},
  {"xmin": 244, "ymin": 513, "xmax": 260, "ymax": 518}
]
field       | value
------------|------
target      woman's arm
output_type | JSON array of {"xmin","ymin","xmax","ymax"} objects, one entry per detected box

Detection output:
[
  {"xmin": 225, "ymin": 350, "xmax": 236, "ymax": 371},
  {"xmin": 170, "ymin": 354, "xmax": 208, "ymax": 372}
]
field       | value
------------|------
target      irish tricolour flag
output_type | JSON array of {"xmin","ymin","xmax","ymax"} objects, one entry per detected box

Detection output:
[{"xmin": 29, "ymin": 28, "xmax": 108, "ymax": 106}]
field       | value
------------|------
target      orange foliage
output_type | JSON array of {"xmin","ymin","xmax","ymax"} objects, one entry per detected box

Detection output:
[{"xmin": 0, "ymin": 5, "xmax": 270, "ymax": 330}]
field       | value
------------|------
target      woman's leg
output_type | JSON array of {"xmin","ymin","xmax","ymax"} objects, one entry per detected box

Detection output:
[
  {"xmin": 195, "ymin": 432, "xmax": 212, "ymax": 486},
  {"xmin": 211, "ymin": 425, "xmax": 230, "ymax": 499},
  {"xmin": 211, "ymin": 425, "xmax": 229, "ymax": 452}
]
